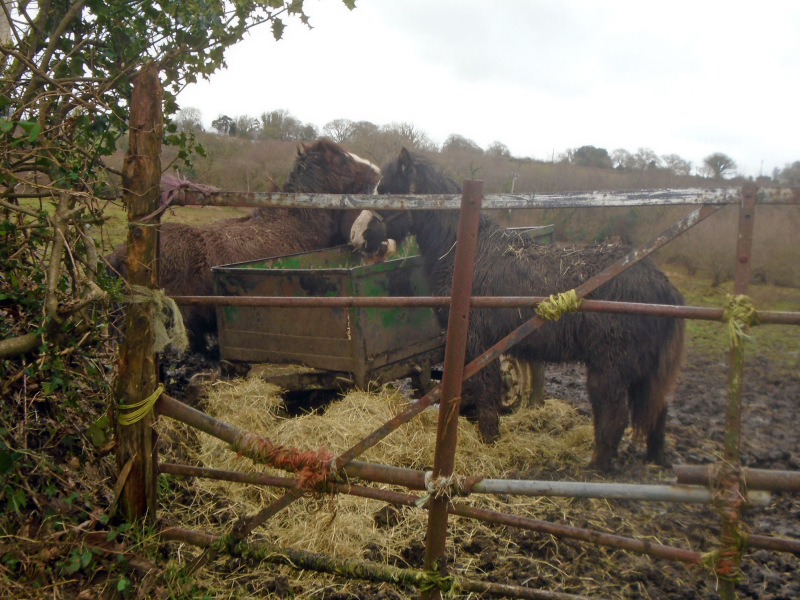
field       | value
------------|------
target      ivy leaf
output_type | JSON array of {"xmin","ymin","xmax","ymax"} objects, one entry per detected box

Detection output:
[
  {"xmin": 271, "ymin": 18, "xmax": 285, "ymax": 40},
  {"xmin": 18, "ymin": 121, "xmax": 42, "ymax": 142},
  {"xmin": 341, "ymin": 0, "xmax": 356, "ymax": 9},
  {"xmin": 79, "ymin": 548, "xmax": 93, "ymax": 568},
  {"xmin": 0, "ymin": 449, "xmax": 14, "ymax": 475}
]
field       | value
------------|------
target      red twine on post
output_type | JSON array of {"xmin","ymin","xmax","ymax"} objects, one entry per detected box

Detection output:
[{"xmin": 232, "ymin": 432, "xmax": 335, "ymax": 492}]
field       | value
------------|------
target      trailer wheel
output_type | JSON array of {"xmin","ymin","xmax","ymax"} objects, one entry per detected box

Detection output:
[{"xmin": 500, "ymin": 356, "xmax": 545, "ymax": 413}]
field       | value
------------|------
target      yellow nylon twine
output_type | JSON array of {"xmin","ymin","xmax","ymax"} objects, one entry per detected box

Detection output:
[
  {"xmin": 118, "ymin": 383, "xmax": 164, "ymax": 426},
  {"xmin": 535, "ymin": 289, "xmax": 583, "ymax": 321},
  {"xmin": 723, "ymin": 294, "xmax": 758, "ymax": 348}
]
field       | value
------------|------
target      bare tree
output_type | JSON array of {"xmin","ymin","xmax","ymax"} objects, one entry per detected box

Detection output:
[
  {"xmin": 661, "ymin": 153, "xmax": 692, "ymax": 176},
  {"xmin": 703, "ymin": 152, "xmax": 737, "ymax": 179},
  {"xmin": 259, "ymin": 109, "xmax": 316, "ymax": 141},
  {"xmin": 775, "ymin": 161, "xmax": 800, "ymax": 186},
  {"xmin": 632, "ymin": 147, "xmax": 661, "ymax": 171},
  {"xmin": 442, "ymin": 134, "xmax": 483, "ymax": 155},
  {"xmin": 383, "ymin": 121, "xmax": 436, "ymax": 151},
  {"xmin": 486, "ymin": 141, "xmax": 512, "ymax": 159},
  {"xmin": 611, "ymin": 148, "xmax": 634, "ymax": 170},
  {"xmin": 322, "ymin": 118, "xmax": 356, "ymax": 143},
  {"xmin": 176, "ymin": 107, "xmax": 205, "ymax": 133},
  {"xmin": 212, "ymin": 114, "xmax": 236, "ymax": 135},
  {"xmin": 235, "ymin": 115, "xmax": 260, "ymax": 139}
]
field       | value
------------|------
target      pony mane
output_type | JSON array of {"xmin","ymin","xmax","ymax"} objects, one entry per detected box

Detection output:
[
  {"xmin": 377, "ymin": 147, "xmax": 461, "ymax": 195},
  {"xmin": 284, "ymin": 137, "xmax": 380, "ymax": 195}
]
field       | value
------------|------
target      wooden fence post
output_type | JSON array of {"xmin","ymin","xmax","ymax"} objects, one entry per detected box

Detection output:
[{"xmin": 113, "ymin": 62, "xmax": 163, "ymax": 522}]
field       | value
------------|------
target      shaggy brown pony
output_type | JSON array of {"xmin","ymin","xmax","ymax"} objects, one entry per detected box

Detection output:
[
  {"xmin": 107, "ymin": 138, "xmax": 380, "ymax": 354},
  {"xmin": 351, "ymin": 148, "xmax": 685, "ymax": 470}
]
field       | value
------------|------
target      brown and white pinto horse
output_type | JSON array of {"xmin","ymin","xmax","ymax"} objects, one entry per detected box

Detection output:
[
  {"xmin": 352, "ymin": 148, "xmax": 685, "ymax": 470},
  {"xmin": 107, "ymin": 138, "xmax": 381, "ymax": 355}
]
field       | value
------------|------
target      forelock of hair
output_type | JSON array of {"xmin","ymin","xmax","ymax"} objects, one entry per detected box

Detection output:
[{"xmin": 402, "ymin": 151, "xmax": 461, "ymax": 194}]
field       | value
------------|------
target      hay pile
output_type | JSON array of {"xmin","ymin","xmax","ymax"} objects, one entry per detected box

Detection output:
[{"xmin": 156, "ymin": 373, "xmax": 674, "ymax": 598}]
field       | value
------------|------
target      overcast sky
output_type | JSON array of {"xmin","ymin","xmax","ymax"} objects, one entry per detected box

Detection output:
[{"xmin": 177, "ymin": 0, "xmax": 800, "ymax": 178}]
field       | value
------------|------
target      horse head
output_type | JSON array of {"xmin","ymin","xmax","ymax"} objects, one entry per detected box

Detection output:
[
  {"xmin": 351, "ymin": 147, "xmax": 456, "ymax": 258},
  {"xmin": 285, "ymin": 138, "xmax": 380, "ymax": 195}
]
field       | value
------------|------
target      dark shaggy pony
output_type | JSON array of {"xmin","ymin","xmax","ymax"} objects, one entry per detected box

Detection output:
[
  {"xmin": 107, "ymin": 138, "xmax": 380, "ymax": 354},
  {"xmin": 352, "ymin": 148, "xmax": 685, "ymax": 470}
]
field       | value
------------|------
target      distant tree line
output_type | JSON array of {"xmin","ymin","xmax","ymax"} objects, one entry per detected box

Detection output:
[{"xmin": 176, "ymin": 107, "xmax": 795, "ymax": 183}]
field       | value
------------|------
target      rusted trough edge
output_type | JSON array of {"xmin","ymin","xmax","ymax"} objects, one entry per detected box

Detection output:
[
  {"xmin": 158, "ymin": 462, "xmax": 770, "ymax": 506},
  {"xmin": 674, "ymin": 464, "xmax": 800, "ymax": 492},
  {"xmin": 179, "ymin": 186, "xmax": 799, "ymax": 210},
  {"xmin": 159, "ymin": 527, "xmax": 591, "ymax": 600},
  {"xmin": 170, "ymin": 295, "xmax": 800, "ymax": 326}
]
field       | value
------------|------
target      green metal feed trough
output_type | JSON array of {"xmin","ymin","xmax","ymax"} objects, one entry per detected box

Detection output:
[{"xmin": 211, "ymin": 245, "xmax": 446, "ymax": 389}]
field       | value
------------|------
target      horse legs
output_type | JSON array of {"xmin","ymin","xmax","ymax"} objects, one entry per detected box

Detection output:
[
  {"xmin": 461, "ymin": 358, "xmax": 503, "ymax": 444},
  {"xmin": 586, "ymin": 368, "xmax": 629, "ymax": 470},
  {"xmin": 644, "ymin": 401, "xmax": 668, "ymax": 466},
  {"xmin": 628, "ymin": 376, "xmax": 669, "ymax": 466}
]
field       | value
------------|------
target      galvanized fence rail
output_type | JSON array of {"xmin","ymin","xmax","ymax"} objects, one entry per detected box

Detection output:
[{"xmin": 114, "ymin": 62, "xmax": 800, "ymax": 600}]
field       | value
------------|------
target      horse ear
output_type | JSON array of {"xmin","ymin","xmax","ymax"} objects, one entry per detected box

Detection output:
[
  {"xmin": 399, "ymin": 147, "xmax": 413, "ymax": 173},
  {"xmin": 296, "ymin": 142, "xmax": 309, "ymax": 156}
]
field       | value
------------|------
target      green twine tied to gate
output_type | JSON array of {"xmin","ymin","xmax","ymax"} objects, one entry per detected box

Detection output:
[
  {"xmin": 206, "ymin": 534, "xmax": 462, "ymax": 596},
  {"xmin": 700, "ymin": 461, "xmax": 751, "ymax": 582},
  {"xmin": 722, "ymin": 294, "xmax": 758, "ymax": 348},
  {"xmin": 419, "ymin": 570, "xmax": 460, "ymax": 596},
  {"xmin": 700, "ymin": 530, "xmax": 750, "ymax": 583},
  {"xmin": 210, "ymin": 533, "xmax": 238, "ymax": 554},
  {"xmin": 118, "ymin": 383, "xmax": 164, "ymax": 426},
  {"xmin": 535, "ymin": 289, "xmax": 583, "ymax": 321}
]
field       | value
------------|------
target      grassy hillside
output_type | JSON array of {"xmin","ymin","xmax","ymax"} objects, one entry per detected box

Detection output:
[{"xmin": 90, "ymin": 132, "xmax": 800, "ymax": 287}]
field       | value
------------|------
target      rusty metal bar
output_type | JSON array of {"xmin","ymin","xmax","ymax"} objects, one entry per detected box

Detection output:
[
  {"xmin": 757, "ymin": 186, "xmax": 800, "ymax": 205},
  {"xmin": 159, "ymin": 460, "xmax": 423, "ymax": 492},
  {"xmin": 170, "ymin": 294, "xmax": 800, "ymax": 325},
  {"xmin": 423, "ymin": 180, "xmax": 483, "ymax": 600},
  {"xmin": 182, "ymin": 187, "xmax": 736, "ymax": 210},
  {"xmin": 178, "ymin": 185, "xmax": 798, "ymax": 211},
  {"xmin": 159, "ymin": 462, "xmax": 796, "ymax": 559},
  {"xmin": 747, "ymin": 535, "xmax": 800, "ymax": 555},
  {"xmin": 717, "ymin": 183, "xmax": 758, "ymax": 599},
  {"xmin": 674, "ymin": 464, "xmax": 800, "ymax": 492},
  {"xmin": 158, "ymin": 393, "xmax": 241, "ymax": 446},
  {"xmin": 160, "ymin": 527, "xmax": 592, "ymax": 600},
  {"xmin": 160, "ymin": 462, "xmax": 295, "ymax": 487}
]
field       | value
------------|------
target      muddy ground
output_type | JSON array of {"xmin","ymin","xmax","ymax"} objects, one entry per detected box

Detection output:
[
  {"xmin": 158, "ymin": 335, "xmax": 800, "ymax": 600},
  {"xmin": 536, "ymin": 351, "xmax": 800, "ymax": 599}
]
